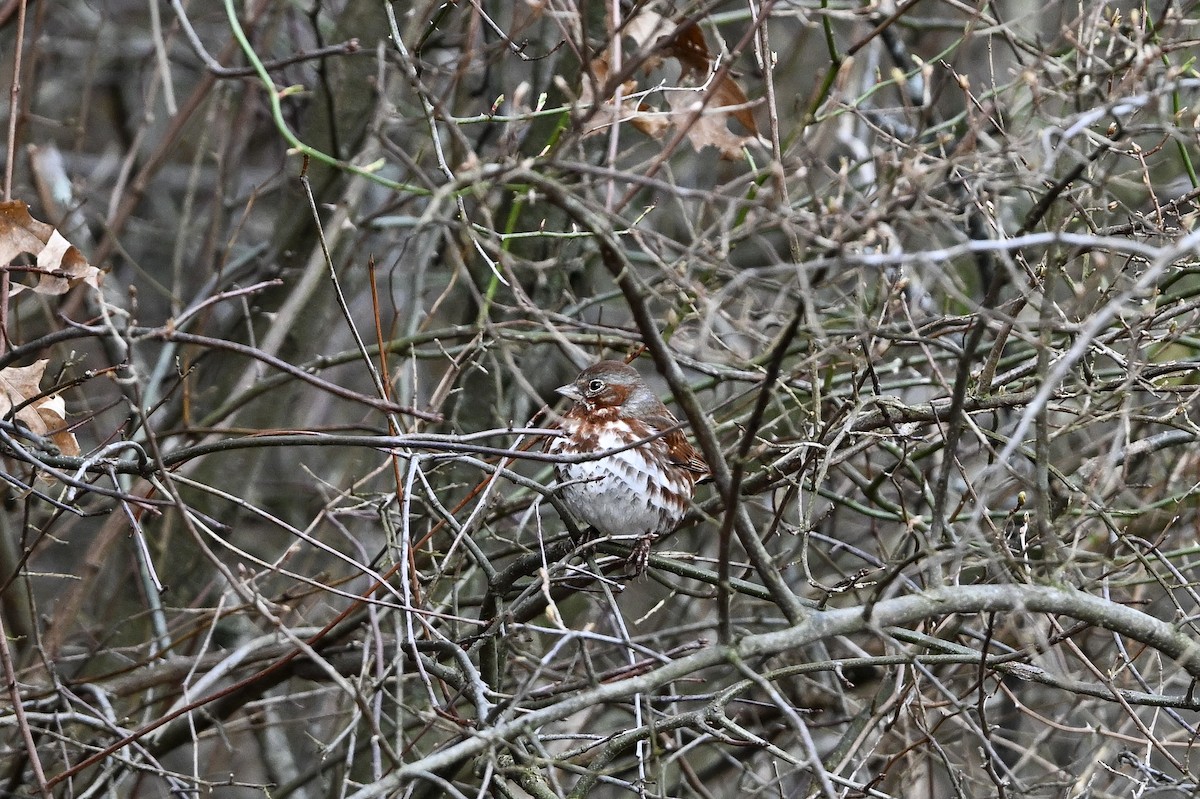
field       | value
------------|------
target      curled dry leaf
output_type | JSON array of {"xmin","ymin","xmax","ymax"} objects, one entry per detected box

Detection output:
[
  {"xmin": 578, "ymin": 9, "xmax": 763, "ymax": 159},
  {"xmin": 0, "ymin": 360, "xmax": 81, "ymax": 457},
  {"xmin": 0, "ymin": 200, "xmax": 101, "ymax": 296},
  {"xmin": 579, "ymin": 54, "xmax": 671, "ymax": 140}
]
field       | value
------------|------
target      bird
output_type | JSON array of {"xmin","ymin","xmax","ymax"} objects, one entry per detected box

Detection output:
[{"xmin": 547, "ymin": 360, "xmax": 707, "ymax": 571}]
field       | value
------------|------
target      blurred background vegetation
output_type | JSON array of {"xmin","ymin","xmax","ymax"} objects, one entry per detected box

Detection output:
[{"xmin": 1, "ymin": 0, "xmax": 1200, "ymax": 796}]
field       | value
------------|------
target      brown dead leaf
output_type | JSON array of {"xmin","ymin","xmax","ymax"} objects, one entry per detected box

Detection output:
[
  {"xmin": 578, "ymin": 9, "xmax": 763, "ymax": 159},
  {"xmin": 0, "ymin": 200, "xmax": 101, "ymax": 296},
  {"xmin": 662, "ymin": 19, "xmax": 710, "ymax": 76},
  {"xmin": 579, "ymin": 54, "xmax": 671, "ymax": 140},
  {"xmin": 0, "ymin": 360, "xmax": 81, "ymax": 456}
]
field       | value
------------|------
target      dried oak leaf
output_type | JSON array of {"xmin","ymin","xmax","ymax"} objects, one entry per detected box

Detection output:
[
  {"xmin": 0, "ymin": 200, "xmax": 100, "ymax": 296},
  {"xmin": 0, "ymin": 360, "xmax": 81, "ymax": 456},
  {"xmin": 579, "ymin": 54, "xmax": 671, "ymax": 140},
  {"xmin": 580, "ymin": 10, "xmax": 762, "ymax": 159}
]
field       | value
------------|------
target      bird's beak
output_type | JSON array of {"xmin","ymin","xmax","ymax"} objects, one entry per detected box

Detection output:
[{"xmin": 556, "ymin": 383, "xmax": 582, "ymax": 401}]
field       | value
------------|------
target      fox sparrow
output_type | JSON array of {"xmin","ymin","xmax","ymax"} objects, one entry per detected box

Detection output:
[{"xmin": 548, "ymin": 360, "xmax": 706, "ymax": 569}]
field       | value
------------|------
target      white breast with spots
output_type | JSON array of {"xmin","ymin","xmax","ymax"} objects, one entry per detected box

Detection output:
[{"xmin": 550, "ymin": 420, "xmax": 690, "ymax": 537}]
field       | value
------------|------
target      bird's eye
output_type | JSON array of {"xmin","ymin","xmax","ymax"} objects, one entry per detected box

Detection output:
[{"xmin": 587, "ymin": 379, "xmax": 604, "ymax": 393}]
